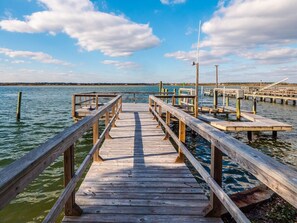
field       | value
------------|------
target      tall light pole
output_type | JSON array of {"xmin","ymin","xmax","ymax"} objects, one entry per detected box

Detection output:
[
  {"xmin": 193, "ymin": 62, "xmax": 199, "ymax": 118},
  {"xmin": 215, "ymin": 65, "xmax": 219, "ymax": 88},
  {"xmin": 194, "ymin": 20, "xmax": 201, "ymax": 118}
]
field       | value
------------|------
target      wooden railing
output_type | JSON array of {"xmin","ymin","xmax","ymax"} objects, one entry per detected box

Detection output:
[
  {"xmin": 0, "ymin": 95, "xmax": 122, "ymax": 223},
  {"xmin": 149, "ymin": 95, "xmax": 297, "ymax": 223}
]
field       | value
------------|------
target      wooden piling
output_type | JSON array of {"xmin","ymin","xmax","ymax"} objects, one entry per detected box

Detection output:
[
  {"xmin": 252, "ymin": 98, "xmax": 257, "ymax": 114},
  {"xmin": 16, "ymin": 92, "xmax": 22, "ymax": 120},
  {"xmin": 236, "ymin": 99, "xmax": 241, "ymax": 120},
  {"xmin": 213, "ymin": 90, "xmax": 218, "ymax": 109},
  {"xmin": 159, "ymin": 81, "xmax": 163, "ymax": 93}
]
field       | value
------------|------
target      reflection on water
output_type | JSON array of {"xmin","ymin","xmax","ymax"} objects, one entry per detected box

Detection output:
[{"xmin": 0, "ymin": 86, "xmax": 296, "ymax": 222}]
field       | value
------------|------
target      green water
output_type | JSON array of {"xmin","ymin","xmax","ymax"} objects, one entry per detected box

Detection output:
[{"xmin": 0, "ymin": 86, "xmax": 296, "ymax": 222}]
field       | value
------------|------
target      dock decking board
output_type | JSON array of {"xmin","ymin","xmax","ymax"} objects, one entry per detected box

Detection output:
[{"xmin": 63, "ymin": 103, "xmax": 222, "ymax": 223}]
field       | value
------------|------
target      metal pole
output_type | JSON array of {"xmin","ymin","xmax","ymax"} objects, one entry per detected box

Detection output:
[
  {"xmin": 195, "ymin": 63, "xmax": 199, "ymax": 118},
  {"xmin": 215, "ymin": 65, "xmax": 219, "ymax": 88}
]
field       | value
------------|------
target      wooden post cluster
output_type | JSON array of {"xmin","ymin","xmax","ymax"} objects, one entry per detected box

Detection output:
[{"xmin": 16, "ymin": 92, "xmax": 22, "ymax": 120}]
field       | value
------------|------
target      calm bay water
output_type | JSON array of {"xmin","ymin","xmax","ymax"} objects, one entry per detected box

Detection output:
[{"xmin": 0, "ymin": 86, "xmax": 296, "ymax": 222}]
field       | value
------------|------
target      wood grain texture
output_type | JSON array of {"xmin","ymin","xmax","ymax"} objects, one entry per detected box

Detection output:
[{"xmin": 63, "ymin": 103, "xmax": 222, "ymax": 223}]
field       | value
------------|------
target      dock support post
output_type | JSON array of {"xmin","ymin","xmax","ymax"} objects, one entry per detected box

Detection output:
[
  {"xmin": 293, "ymin": 100, "xmax": 296, "ymax": 106},
  {"xmin": 16, "ymin": 92, "xmax": 22, "ymax": 120},
  {"xmin": 247, "ymin": 131, "xmax": 253, "ymax": 141},
  {"xmin": 64, "ymin": 145, "xmax": 82, "ymax": 216},
  {"xmin": 272, "ymin": 131, "xmax": 277, "ymax": 139},
  {"xmin": 176, "ymin": 120, "xmax": 185, "ymax": 163},
  {"xmin": 226, "ymin": 95, "xmax": 229, "ymax": 107},
  {"xmin": 204, "ymin": 144, "xmax": 223, "ymax": 217},
  {"xmin": 252, "ymin": 98, "xmax": 257, "ymax": 114},
  {"xmin": 236, "ymin": 99, "xmax": 241, "ymax": 120},
  {"xmin": 164, "ymin": 111, "xmax": 170, "ymax": 140}
]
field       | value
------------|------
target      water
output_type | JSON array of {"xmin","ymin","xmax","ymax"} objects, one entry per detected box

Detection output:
[{"xmin": 0, "ymin": 86, "xmax": 296, "ymax": 222}]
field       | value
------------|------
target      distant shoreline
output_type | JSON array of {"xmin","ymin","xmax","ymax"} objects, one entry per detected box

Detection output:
[{"xmin": 1, "ymin": 82, "xmax": 297, "ymax": 87}]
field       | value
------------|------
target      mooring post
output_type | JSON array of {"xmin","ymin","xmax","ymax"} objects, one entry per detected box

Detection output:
[
  {"xmin": 252, "ymin": 97, "xmax": 257, "ymax": 114},
  {"xmin": 236, "ymin": 99, "xmax": 241, "ymax": 120},
  {"xmin": 213, "ymin": 89, "xmax": 218, "ymax": 109},
  {"xmin": 64, "ymin": 144, "xmax": 82, "ymax": 216},
  {"xmin": 204, "ymin": 144, "xmax": 223, "ymax": 217},
  {"xmin": 176, "ymin": 120, "xmax": 185, "ymax": 163},
  {"xmin": 159, "ymin": 81, "xmax": 163, "ymax": 93},
  {"xmin": 272, "ymin": 131, "xmax": 277, "ymax": 139},
  {"xmin": 226, "ymin": 95, "xmax": 229, "ymax": 107},
  {"xmin": 16, "ymin": 92, "xmax": 22, "ymax": 120}
]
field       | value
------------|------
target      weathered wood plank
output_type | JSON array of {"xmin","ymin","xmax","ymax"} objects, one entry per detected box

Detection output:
[{"xmin": 63, "ymin": 103, "xmax": 221, "ymax": 223}]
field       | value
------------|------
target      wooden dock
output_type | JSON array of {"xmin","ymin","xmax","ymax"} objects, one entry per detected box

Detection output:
[
  {"xmin": 1, "ymin": 93, "xmax": 297, "ymax": 223},
  {"xmin": 63, "ymin": 103, "xmax": 222, "ymax": 223}
]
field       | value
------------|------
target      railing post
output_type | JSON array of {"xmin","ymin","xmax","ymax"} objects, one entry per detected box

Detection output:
[
  {"xmin": 72, "ymin": 95, "xmax": 76, "ymax": 118},
  {"xmin": 157, "ymin": 105, "xmax": 162, "ymax": 128},
  {"xmin": 93, "ymin": 121, "xmax": 102, "ymax": 162},
  {"xmin": 226, "ymin": 95, "xmax": 229, "ymax": 107},
  {"xmin": 64, "ymin": 145, "xmax": 82, "ymax": 216},
  {"xmin": 95, "ymin": 95, "xmax": 99, "ymax": 110},
  {"xmin": 204, "ymin": 144, "xmax": 223, "ymax": 217},
  {"xmin": 112, "ymin": 105, "xmax": 117, "ymax": 127},
  {"xmin": 178, "ymin": 89, "xmax": 181, "ymax": 105},
  {"xmin": 175, "ymin": 120, "xmax": 185, "ymax": 163},
  {"xmin": 120, "ymin": 97, "xmax": 123, "ymax": 112},
  {"xmin": 105, "ymin": 111, "xmax": 112, "ymax": 139},
  {"xmin": 164, "ymin": 111, "xmax": 170, "ymax": 140}
]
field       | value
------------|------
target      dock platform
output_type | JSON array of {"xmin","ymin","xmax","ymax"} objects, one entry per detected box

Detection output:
[{"xmin": 63, "ymin": 103, "xmax": 222, "ymax": 223}]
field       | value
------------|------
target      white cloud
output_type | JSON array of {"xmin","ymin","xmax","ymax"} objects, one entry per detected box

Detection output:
[
  {"xmin": 0, "ymin": 48, "xmax": 69, "ymax": 65},
  {"xmin": 160, "ymin": 0, "xmax": 186, "ymax": 5},
  {"xmin": 0, "ymin": 0, "xmax": 160, "ymax": 57},
  {"xmin": 240, "ymin": 48, "xmax": 297, "ymax": 64},
  {"xmin": 201, "ymin": 0, "xmax": 297, "ymax": 51},
  {"xmin": 102, "ymin": 60, "xmax": 138, "ymax": 69}
]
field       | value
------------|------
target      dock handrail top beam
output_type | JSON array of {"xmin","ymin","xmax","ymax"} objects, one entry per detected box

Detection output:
[
  {"xmin": 149, "ymin": 95, "xmax": 297, "ymax": 209},
  {"xmin": 0, "ymin": 94, "xmax": 122, "ymax": 211}
]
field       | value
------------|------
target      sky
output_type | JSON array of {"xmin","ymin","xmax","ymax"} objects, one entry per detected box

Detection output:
[{"xmin": 0, "ymin": 0, "xmax": 297, "ymax": 83}]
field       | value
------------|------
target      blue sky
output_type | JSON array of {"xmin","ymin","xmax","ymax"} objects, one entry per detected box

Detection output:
[{"xmin": 0, "ymin": 0, "xmax": 296, "ymax": 83}]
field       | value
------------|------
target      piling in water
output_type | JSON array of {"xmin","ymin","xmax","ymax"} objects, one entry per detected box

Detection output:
[{"xmin": 16, "ymin": 92, "xmax": 22, "ymax": 120}]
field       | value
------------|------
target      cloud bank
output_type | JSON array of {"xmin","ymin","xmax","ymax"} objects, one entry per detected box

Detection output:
[
  {"xmin": 0, "ymin": 48, "xmax": 68, "ymax": 65},
  {"xmin": 0, "ymin": 0, "xmax": 160, "ymax": 57}
]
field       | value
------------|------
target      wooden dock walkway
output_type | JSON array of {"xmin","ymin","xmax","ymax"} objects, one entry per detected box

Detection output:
[{"xmin": 63, "ymin": 103, "xmax": 222, "ymax": 223}]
